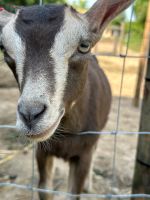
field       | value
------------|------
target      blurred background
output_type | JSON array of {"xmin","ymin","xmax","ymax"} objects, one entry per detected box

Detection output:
[{"xmin": 0, "ymin": 0, "xmax": 149, "ymax": 199}]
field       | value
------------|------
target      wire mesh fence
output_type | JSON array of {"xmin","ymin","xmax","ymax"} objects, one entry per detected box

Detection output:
[{"xmin": 0, "ymin": 0, "xmax": 150, "ymax": 199}]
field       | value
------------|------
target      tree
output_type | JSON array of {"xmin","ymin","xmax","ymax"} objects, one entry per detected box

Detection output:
[
  {"xmin": 0, "ymin": 0, "xmax": 66, "ymax": 11},
  {"xmin": 134, "ymin": 0, "xmax": 148, "ymax": 25},
  {"xmin": 0, "ymin": 0, "xmax": 66, "ymax": 4}
]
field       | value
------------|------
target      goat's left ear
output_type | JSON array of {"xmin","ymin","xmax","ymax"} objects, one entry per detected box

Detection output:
[
  {"xmin": 85, "ymin": 0, "xmax": 134, "ymax": 45},
  {"xmin": 0, "ymin": 9, "xmax": 14, "ymax": 42}
]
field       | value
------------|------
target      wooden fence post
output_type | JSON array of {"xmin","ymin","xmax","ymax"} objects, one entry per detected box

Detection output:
[
  {"xmin": 132, "ymin": 41, "xmax": 150, "ymax": 199},
  {"xmin": 133, "ymin": 0, "xmax": 150, "ymax": 107}
]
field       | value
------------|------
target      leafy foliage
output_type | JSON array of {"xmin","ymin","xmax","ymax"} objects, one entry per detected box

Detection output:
[
  {"xmin": 0, "ymin": 0, "xmax": 66, "ymax": 12},
  {"xmin": 0, "ymin": 0, "xmax": 66, "ymax": 5},
  {"xmin": 134, "ymin": 0, "xmax": 148, "ymax": 25},
  {"xmin": 128, "ymin": 0, "xmax": 148, "ymax": 51},
  {"xmin": 112, "ymin": 0, "xmax": 148, "ymax": 51}
]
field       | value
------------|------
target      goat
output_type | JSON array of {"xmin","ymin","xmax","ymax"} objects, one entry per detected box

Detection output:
[{"xmin": 0, "ymin": 0, "xmax": 134, "ymax": 199}]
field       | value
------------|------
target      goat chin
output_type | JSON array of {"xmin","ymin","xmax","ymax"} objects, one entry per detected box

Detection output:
[
  {"xmin": 25, "ymin": 128, "xmax": 54, "ymax": 142},
  {"xmin": 25, "ymin": 115, "xmax": 63, "ymax": 142}
]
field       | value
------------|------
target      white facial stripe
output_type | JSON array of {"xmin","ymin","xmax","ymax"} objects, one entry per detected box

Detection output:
[
  {"xmin": 50, "ymin": 7, "xmax": 89, "ymax": 116},
  {"xmin": 21, "ymin": 77, "xmax": 48, "ymax": 101},
  {"xmin": 17, "ymin": 77, "xmax": 50, "ymax": 135},
  {"xmin": 2, "ymin": 11, "xmax": 25, "ymax": 85}
]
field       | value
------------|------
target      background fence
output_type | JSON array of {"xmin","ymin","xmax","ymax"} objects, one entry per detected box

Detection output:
[{"xmin": 0, "ymin": 0, "xmax": 150, "ymax": 199}]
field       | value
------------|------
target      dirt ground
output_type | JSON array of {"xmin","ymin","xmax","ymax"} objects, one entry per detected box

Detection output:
[{"xmin": 0, "ymin": 39, "xmax": 142, "ymax": 200}]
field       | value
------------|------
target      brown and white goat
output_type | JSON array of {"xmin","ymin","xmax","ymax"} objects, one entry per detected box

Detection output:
[{"xmin": 0, "ymin": 0, "xmax": 134, "ymax": 199}]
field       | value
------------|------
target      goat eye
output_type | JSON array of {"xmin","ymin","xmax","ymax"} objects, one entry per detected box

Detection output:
[{"xmin": 78, "ymin": 42, "xmax": 91, "ymax": 54}]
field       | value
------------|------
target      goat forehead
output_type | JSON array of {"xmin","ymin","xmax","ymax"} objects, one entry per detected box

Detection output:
[
  {"xmin": 15, "ymin": 5, "xmax": 89, "ymax": 54},
  {"xmin": 3, "ymin": 5, "xmax": 88, "ymax": 61},
  {"xmin": 15, "ymin": 5, "xmax": 66, "ymax": 48},
  {"xmin": 12, "ymin": 5, "xmax": 65, "ymax": 90},
  {"xmin": 18, "ymin": 5, "xmax": 66, "ymax": 23}
]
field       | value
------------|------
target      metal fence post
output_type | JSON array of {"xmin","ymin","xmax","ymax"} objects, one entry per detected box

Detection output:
[{"xmin": 132, "ymin": 40, "xmax": 150, "ymax": 198}]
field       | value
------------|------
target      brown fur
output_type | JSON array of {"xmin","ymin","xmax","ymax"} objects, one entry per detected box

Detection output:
[{"xmin": 36, "ymin": 56, "xmax": 111, "ymax": 200}]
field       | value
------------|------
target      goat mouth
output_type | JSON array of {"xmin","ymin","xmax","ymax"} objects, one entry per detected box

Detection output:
[{"xmin": 25, "ymin": 115, "xmax": 62, "ymax": 142}]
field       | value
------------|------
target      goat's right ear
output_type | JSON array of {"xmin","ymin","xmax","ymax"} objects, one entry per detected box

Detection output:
[
  {"xmin": 0, "ymin": 9, "xmax": 14, "ymax": 42},
  {"xmin": 85, "ymin": 0, "xmax": 134, "ymax": 45}
]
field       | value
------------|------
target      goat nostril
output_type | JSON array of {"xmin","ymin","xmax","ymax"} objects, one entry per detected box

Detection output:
[
  {"xmin": 18, "ymin": 103, "xmax": 47, "ymax": 124},
  {"xmin": 33, "ymin": 104, "xmax": 47, "ymax": 120},
  {"xmin": 18, "ymin": 105, "xmax": 28, "ymax": 122}
]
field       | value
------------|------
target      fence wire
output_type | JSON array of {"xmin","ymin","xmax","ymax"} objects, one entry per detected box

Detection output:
[
  {"xmin": 1, "ymin": 54, "xmax": 150, "ymax": 65},
  {"xmin": 1, "ymin": 126, "xmax": 150, "ymax": 135},
  {"xmin": 0, "ymin": 0, "xmax": 150, "ymax": 199},
  {"xmin": 110, "ymin": 6, "xmax": 134, "ymax": 194},
  {"xmin": 1, "ymin": 182, "xmax": 150, "ymax": 199}
]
